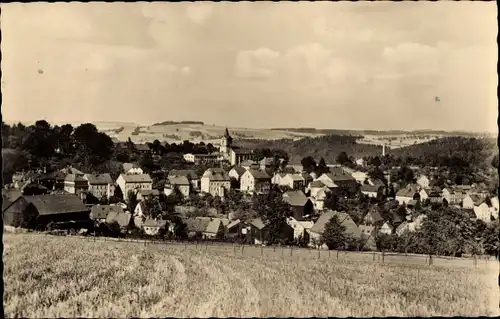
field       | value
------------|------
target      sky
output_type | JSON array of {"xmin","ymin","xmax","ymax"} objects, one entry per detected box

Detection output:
[{"xmin": 1, "ymin": 2, "xmax": 498, "ymax": 132}]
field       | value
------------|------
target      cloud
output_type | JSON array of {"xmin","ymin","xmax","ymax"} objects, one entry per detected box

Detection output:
[
  {"xmin": 186, "ymin": 4, "xmax": 213, "ymax": 25},
  {"xmin": 181, "ymin": 66, "xmax": 191, "ymax": 75},
  {"xmin": 234, "ymin": 48, "xmax": 280, "ymax": 79}
]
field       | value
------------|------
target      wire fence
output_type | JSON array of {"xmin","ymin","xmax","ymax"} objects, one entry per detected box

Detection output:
[{"xmin": 20, "ymin": 231, "xmax": 496, "ymax": 270}]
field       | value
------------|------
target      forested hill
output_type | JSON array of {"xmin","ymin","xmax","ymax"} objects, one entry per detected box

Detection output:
[
  {"xmin": 235, "ymin": 135, "xmax": 383, "ymax": 163},
  {"xmin": 390, "ymin": 136, "xmax": 498, "ymax": 169}
]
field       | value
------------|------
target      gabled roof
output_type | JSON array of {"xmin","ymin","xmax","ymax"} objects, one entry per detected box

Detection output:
[
  {"xmin": 287, "ymin": 217, "xmax": 314, "ymax": 229},
  {"xmin": 361, "ymin": 184, "xmax": 381, "ymax": 193},
  {"xmin": 135, "ymin": 144, "xmax": 150, "ymax": 151},
  {"xmin": 310, "ymin": 180, "xmax": 326, "ymax": 188},
  {"xmin": 358, "ymin": 224, "xmax": 376, "ymax": 236},
  {"xmin": 138, "ymin": 189, "xmax": 160, "ymax": 197},
  {"xmin": 168, "ymin": 169, "xmax": 199, "ymax": 179},
  {"xmin": 396, "ymin": 186, "xmax": 418, "ymax": 198},
  {"xmin": 246, "ymin": 170, "xmax": 271, "ymax": 180},
  {"xmin": 230, "ymin": 166, "xmax": 247, "ymax": 177},
  {"xmin": 249, "ymin": 217, "xmax": 266, "ymax": 230},
  {"xmin": 407, "ymin": 199, "xmax": 418, "ymax": 207},
  {"xmin": 106, "ymin": 211, "xmax": 131, "ymax": 228},
  {"xmin": 119, "ymin": 174, "xmax": 153, "ymax": 183},
  {"xmin": 227, "ymin": 219, "xmax": 242, "ymax": 229},
  {"xmin": 25, "ymin": 194, "xmax": 89, "ymax": 215},
  {"xmin": 203, "ymin": 168, "xmax": 231, "ymax": 181},
  {"xmin": 363, "ymin": 209, "xmax": 384, "ymax": 224},
  {"xmin": 84, "ymin": 173, "xmax": 113, "ymax": 185},
  {"xmin": 282, "ymin": 190, "xmax": 309, "ymax": 207},
  {"xmin": 286, "ymin": 173, "xmax": 304, "ymax": 182},
  {"xmin": 468, "ymin": 194, "xmax": 485, "ymax": 206},
  {"xmin": 59, "ymin": 167, "xmax": 84, "ymax": 175},
  {"xmin": 232, "ymin": 147, "xmax": 253, "ymax": 155},
  {"xmin": 142, "ymin": 218, "xmax": 167, "ymax": 228},
  {"xmin": 64, "ymin": 174, "xmax": 88, "ymax": 183},
  {"xmin": 309, "ymin": 210, "xmax": 362, "ymax": 239},
  {"xmin": 91, "ymin": 204, "xmax": 124, "ymax": 220},
  {"xmin": 324, "ymin": 172, "xmax": 356, "ymax": 182},
  {"xmin": 301, "ymin": 172, "xmax": 313, "ymax": 181},
  {"xmin": 206, "ymin": 218, "xmax": 223, "ymax": 234},
  {"xmin": 123, "ymin": 162, "xmax": 141, "ymax": 172},
  {"xmin": 240, "ymin": 160, "xmax": 257, "ymax": 167},
  {"xmin": 259, "ymin": 157, "xmax": 274, "ymax": 165},
  {"xmin": 168, "ymin": 176, "xmax": 190, "ymax": 186}
]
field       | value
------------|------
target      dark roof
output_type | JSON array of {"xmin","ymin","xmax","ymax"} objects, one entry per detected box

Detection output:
[
  {"xmin": 247, "ymin": 170, "xmax": 271, "ymax": 180},
  {"xmin": 203, "ymin": 168, "xmax": 231, "ymax": 181},
  {"xmin": 25, "ymin": 194, "xmax": 89, "ymax": 215},
  {"xmin": 230, "ymin": 166, "xmax": 247, "ymax": 177},
  {"xmin": 310, "ymin": 180, "xmax": 326, "ymax": 188},
  {"xmin": 310, "ymin": 211, "xmax": 362, "ymax": 239},
  {"xmin": 138, "ymin": 189, "xmax": 160, "ymax": 197},
  {"xmin": 396, "ymin": 186, "xmax": 418, "ymax": 198},
  {"xmin": 168, "ymin": 169, "xmax": 199, "ymax": 179},
  {"xmin": 2, "ymin": 199, "xmax": 13, "ymax": 212},
  {"xmin": 135, "ymin": 144, "xmax": 150, "ymax": 151},
  {"xmin": 119, "ymin": 174, "xmax": 153, "ymax": 183},
  {"xmin": 361, "ymin": 184, "xmax": 381, "ymax": 193},
  {"xmin": 168, "ymin": 176, "xmax": 190, "ymax": 186},
  {"xmin": 106, "ymin": 212, "xmax": 132, "ymax": 228},
  {"xmin": 363, "ymin": 209, "xmax": 384, "ymax": 224},
  {"xmin": 85, "ymin": 173, "xmax": 113, "ymax": 185},
  {"xmin": 324, "ymin": 172, "xmax": 356, "ymax": 182},
  {"xmin": 249, "ymin": 217, "xmax": 266, "ymax": 230},
  {"xmin": 123, "ymin": 163, "xmax": 141, "ymax": 172},
  {"xmin": 282, "ymin": 190, "xmax": 309, "ymax": 207},
  {"xmin": 65, "ymin": 174, "xmax": 88, "ymax": 183},
  {"xmin": 232, "ymin": 147, "xmax": 253, "ymax": 155},
  {"xmin": 142, "ymin": 218, "xmax": 167, "ymax": 228},
  {"xmin": 59, "ymin": 167, "xmax": 84, "ymax": 175},
  {"xmin": 90, "ymin": 205, "xmax": 124, "ymax": 220}
]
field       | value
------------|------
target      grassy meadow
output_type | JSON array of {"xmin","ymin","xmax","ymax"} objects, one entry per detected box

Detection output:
[{"xmin": 3, "ymin": 233, "xmax": 499, "ymax": 318}]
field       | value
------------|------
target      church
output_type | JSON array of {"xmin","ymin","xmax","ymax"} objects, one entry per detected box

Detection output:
[{"xmin": 219, "ymin": 128, "xmax": 254, "ymax": 166}]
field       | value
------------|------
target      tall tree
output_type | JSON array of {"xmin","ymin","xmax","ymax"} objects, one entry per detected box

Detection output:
[
  {"xmin": 322, "ymin": 215, "xmax": 348, "ymax": 250},
  {"xmin": 336, "ymin": 152, "xmax": 350, "ymax": 165},
  {"xmin": 253, "ymin": 191, "xmax": 292, "ymax": 244},
  {"xmin": 301, "ymin": 156, "xmax": 317, "ymax": 173}
]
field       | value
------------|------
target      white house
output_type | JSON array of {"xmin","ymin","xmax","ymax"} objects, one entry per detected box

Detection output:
[
  {"xmin": 200, "ymin": 168, "xmax": 231, "ymax": 197},
  {"xmin": 278, "ymin": 173, "xmax": 305, "ymax": 190},
  {"xmin": 228, "ymin": 166, "xmax": 247, "ymax": 182},
  {"xmin": 168, "ymin": 170, "xmax": 200, "ymax": 191},
  {"xmin": 122, "ymin": 163, "xmax": 144, "ymax": 175},
  {"xmin": 474, "ymin": 203, "xmax": 492, "ymax": 223},
  {"xmin": 351, "ymin": 171, "xmax": 369, "ymax": 184},
  {"xmin": 419, "ymin": 189, "xmax": 429, "ymax": 201},
  {"xmin": 416, "ymin": 175, "xmax": 430, "ymax": 189},
  {"xmin": 116, "ymin": 173, "xmax": 153, "ymax": 201},
  {"xmin": 271, "ymin": 173, "xmax": 287, "ymax": 185},
  {"xmin": 355, "ymin": 158, "xmax": 365, "ymax": 167},
  {"xmin": 361, "ymin": 184, "xmax": 381, "ymax": 198},
  {"xmin": 64, "ymin": 174, "xmax": 89, "ymax": 195},
  {"xmin": 240, "ymin": 170, "xmax": 271, "ymax": 194},
  {"xmin": 142, "ymin": 219, "xmax": 167, "ymax": 236},
  {"xmin": 395, "ymin": 186, "xmax": 418, "ymax": 205},
  {"xmin": 84, "ymin": 173, "xmax": 114, "ymax": 199}
]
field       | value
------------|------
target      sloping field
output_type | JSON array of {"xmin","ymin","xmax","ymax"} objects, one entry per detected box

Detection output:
[{"xmin": 3, "ymin": 233, "xmax": 499, "ymax": 317}]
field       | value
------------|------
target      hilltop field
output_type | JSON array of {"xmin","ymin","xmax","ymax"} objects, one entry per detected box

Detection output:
[{"xmin": 4, "ymin": 233, "xmax": 499, "ymax": 318}]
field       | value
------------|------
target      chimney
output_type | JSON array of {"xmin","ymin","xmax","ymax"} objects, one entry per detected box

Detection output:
[{"xmin": 382, "ymin": 144, "xmax": 386, "ymax": 157}]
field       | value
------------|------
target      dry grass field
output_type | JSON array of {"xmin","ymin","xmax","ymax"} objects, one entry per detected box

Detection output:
[{"xmin": 3, "ymin": 233, "xmax": 499, "ymax": 318}]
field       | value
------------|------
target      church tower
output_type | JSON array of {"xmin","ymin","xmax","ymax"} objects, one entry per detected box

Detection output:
[{"xmin": 219, "ymin": 127, "xmax": 233, "ymax": 156}]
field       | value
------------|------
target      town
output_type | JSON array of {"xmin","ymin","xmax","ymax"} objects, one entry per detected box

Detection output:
[{"xmin": 3, "ymin": 121, "xmax": 499, "ymax": 257}]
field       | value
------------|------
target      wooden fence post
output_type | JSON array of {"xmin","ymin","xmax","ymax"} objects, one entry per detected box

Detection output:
[
  {"xmin": 337, "ymin": 250, "xmax": 339, "ymax": 259},
  {"xmin": 261, "ymin": 245, "xmax": 263, "ymax": 257},
  {"xmin": 290, "ymin": 247, "xmax": 293, "ymax": 257},
  {"xmin": 382, "ymin": 251, "xmax": 385, "ymax": 263},
  {"xmin": 318, "ymin": 249, "xmax": 320, "ymax": 259},
  {"xmin": 373, "ymin": 252, "xmax": 375, "ymax": 261},
  {"xmin": 241, "ymin": 245, "xmax": 244, "ymax": 256},
  {"xmin": 281, "ymin": 247, "xmax": 284, "ymax": 257}
]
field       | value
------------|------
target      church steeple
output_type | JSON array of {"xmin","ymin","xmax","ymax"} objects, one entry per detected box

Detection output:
[{"xmin": 224, "ymin": 127, "xmax": 231, "ymax": 138}]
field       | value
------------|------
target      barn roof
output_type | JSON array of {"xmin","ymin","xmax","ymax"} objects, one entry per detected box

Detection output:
[
  {"xmin": 84, "ymin": 173, "xmax": 113, "ymax": 185},
  {"xmin": 90, "ymin": 204, "xmax": 124, "ymax": 220},
  {"xmin": 282, "ymin": 190, "xmax": 309, "ymax": 207},
  {"xmin": 25, "ymin": 194, "xmax": 89, "ymax": 215},
  {"xmin": 309, "ymin": 210, "xmax": 362, "ymax": 239},
  {"xmin": 106, "ymin": 211, "xmax": 132, "ymax": 228},
  {"xmin": 119, "ymin": 174, "xmax": 152, "ymax": 183}
]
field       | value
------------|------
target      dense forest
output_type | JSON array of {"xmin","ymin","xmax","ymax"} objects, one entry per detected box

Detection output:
[
  {"xmin": 390, "ymin": 136, "xmax": 498, "ymax": 170},
  {"xmin": 271, "ymin": 128, "xmax": 492, "ymax": 137},
  {"xmin": 237, "ymin": 135, "xmax": 383, "ymax": 163}
]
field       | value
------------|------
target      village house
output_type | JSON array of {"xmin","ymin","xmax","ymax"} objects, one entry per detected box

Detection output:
[
  {"xmin": 228, "ymin": 166, "xmax": 247, "ymax": 183},
  {"xmin": 357, "ymin": 225, "xmax": 378, "ymax": 251},
  {"xmin": 183, "ymin": 153, "xmax": 222, "ymax": 165},
  {"xmin": 135, "ymin": 143, "xmax": 150, "ymax": 154},
  {"xmin": 395, "ymin": 186, "xmax": 419, "ymax": 205},
  {"xmin": 307, "ymin": 180, "xmax": 331, "ymax": 211},
  {"xmin": 167, "ymin": 176, "xmax": 191, "ymax": 198},
  {"xmin": 200, "ymin": 168, "xmax": 231, "ymax": 197},
  {"xmin": 240, "ymin": 160, "xmax": 260, "ymax": 171},
  {"xmin": 277, "ymin": 173, "xmax": 306, "ymax": 190},
  {"xmin": 240, "ymin": 170, "xmax": 271, "ymax": 194},
  {"xmin": 462, "ymin": 194, "xmax": 484, "ymax": 209},
  {"xmin": 282, "ymin": 190, "xmax": 314, "ymax": 220},
  {"xmin": 183, "ymin": 217, "xmax": 225, "ymax": 239},
  {"xmin": 463, "ymin": 194, "xmax": 495, "ymax": 223},
  {"xmin": 355, "ymin": 158, "xmax": 365, "ymax": 167},
  {"xmin": 90, "ymin": 204, "xmax": 125, "ymax": 223},
  {"xmin": 378, "ymin": 221, "xmax": 394, "ymax": 235},
  {"xmin": 362, "ymin": 209, "xmax": 384, "ymax": 225},
  {"xmin": 225, "ymin": 219, "xmax": 251, "ymax": 240},
  {"xmin": 84, "ymin": 174, "xmax": 114, "ymax": 199},
  {"xmin": 287, "ymin": 217, "xmax": 314, "ymax": 242},
  {"xmin": 248, "ymin": 217, "xmax": 294, "ymax": 245},
  {"xmin": 116, "ymin": 173, "xmax": 153, "ymax": 201},
  {"xmin": 259, "ymin": 157, "xmax": 275, "ymax": 171},
  {"xmin": 169, "ymin": 169, "xmax": 200, "ymax": 190},
  {"xmin": 351, "ymin": 171, "xmax": 369, "ymax": 184},
  {"xmin": 64, "ymin": 174, "xmax": 89, "ymax": 196},
  {"xmin": 136, "ymin": 189, "xmax": 161, "ymax": 202},
  {"xmin": 416, "ymin": 175, "xmax": 430, "ymax": 189},
  {"xmin": 142, "ymin": 218, "xmax": 167, "ymax": 236},
  {"xmin": 316, "ymin": 167, "xmax": 358, "ymax": 195},
  {"xmin": 106, "ymin": 210, "xmax": 132, "ymax": 231},
  {"xmin": 419, "ymin": 189, "xmax": 429, "ymax": 201},
  {"xmin": 360, "ymin": 184, "xmax": 382, "ymax": 198},
  {"xmin": 308, "ymin": 211, "xmax": 362, "ymax": 249},
  {"xmin": 3, "ymin": 194, "xmax": 91, "ymax": 230},
  {"xmin": 442, "ymin": 187, "xmax": 466, "ymax": 205},
  {"xmin": 122, "ymin": 163, "xmax": 144, "ymax": 175},
  {"xmin": 271, "ymin": 172, "xmax": 287, "ymax": 185}
]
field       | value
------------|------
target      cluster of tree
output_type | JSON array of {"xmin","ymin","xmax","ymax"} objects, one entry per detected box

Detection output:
[
  {"xmin": 2, "ymin": 121, "xmax": 114, "ymax": 182},
  {"xmin": 237, "ymin": 135, "xmax": 383, "ymax": 164},
  {"xmin": 252, "ymin": 148, "xmax": 290, "ymax": 171}
]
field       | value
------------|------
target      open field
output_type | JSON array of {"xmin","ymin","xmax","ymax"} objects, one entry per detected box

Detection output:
[{"xmin": 4, "ymin": 233, "xmax": 499, "ymax": 318}]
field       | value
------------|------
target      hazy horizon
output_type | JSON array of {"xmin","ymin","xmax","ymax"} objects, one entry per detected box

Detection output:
[{"xmin": 2, "ymin": 2, "xmax": 498, "ymax": 133}]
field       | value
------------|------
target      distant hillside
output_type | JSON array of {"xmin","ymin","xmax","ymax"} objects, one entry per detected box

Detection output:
[
  {"xmin": 390, "ymin": 136, "xmax": 498, "ymax": 169},
  {"xmin": 271, "ymin": 127, "xmax": 494, "ymax": 137},
  {"xmin": 235, "ymin": 135, "xmax": 383, "ymax": 163},
  {"xmin": 153, "ymin": 121, "xmax": 205, "ymax": 126}
]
